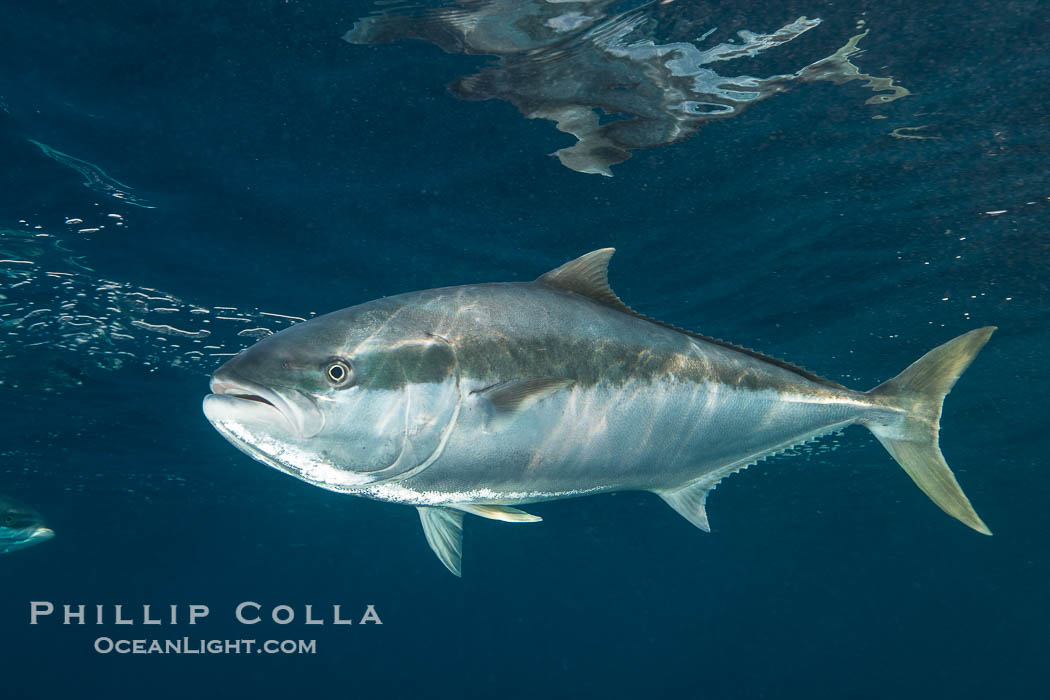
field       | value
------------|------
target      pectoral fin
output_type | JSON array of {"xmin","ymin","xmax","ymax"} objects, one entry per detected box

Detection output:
[
  {"xmin": 417, "ymin": 506, "xmax": 465, "ymax": 577},
  {"xmin": 656, "ymin": 482, "xmax": 713, "ymax": 532},
  {"xmin": 476, "ymin": 377, "xmax": 573, "ymax": 429},
  {"xmin": 455, "ymin": 504, "xmax": 542, "ymax": 522}
]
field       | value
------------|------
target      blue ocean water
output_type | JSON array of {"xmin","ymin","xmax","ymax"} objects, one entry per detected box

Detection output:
[{"xmin": 1, "ymin": 0, "xmax": 1047, "ymax": 697}]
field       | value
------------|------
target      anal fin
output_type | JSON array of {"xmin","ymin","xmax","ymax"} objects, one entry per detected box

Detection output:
[
  {"xmin": 656, "ymin": 482, "xmax": 713, "ymax": 532},
  {"xmin": 417, "ymin": 506, "xmax": 464, "ymax": 577}
]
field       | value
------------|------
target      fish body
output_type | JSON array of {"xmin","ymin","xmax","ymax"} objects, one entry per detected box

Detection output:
[
  {"xmin": 203, "ymin": 249, "xmax": 994, "ymax": 575},
  {"xmin": 0, "ymin": 495, "xmax": 54, "ymax": 554}
]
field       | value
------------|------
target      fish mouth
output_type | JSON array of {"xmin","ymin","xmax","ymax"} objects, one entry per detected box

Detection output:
[
  {"xmin": 204, "ymin": 372, "xmax": 324, "ymax": 439},
  {"xmin": 209, "ymin": 377, "xmax": 281, "ymax": 410}
]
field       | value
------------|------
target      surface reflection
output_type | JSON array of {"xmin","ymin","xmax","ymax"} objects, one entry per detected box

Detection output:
[{"xmin": 347, "ymin": 1, "xmax": 909, "ymax": 175}]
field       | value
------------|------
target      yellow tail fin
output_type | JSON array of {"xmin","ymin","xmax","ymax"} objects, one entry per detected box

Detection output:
[{"xmin": 865, "ymin": 327, "xmax": 995, "ymax": 535}]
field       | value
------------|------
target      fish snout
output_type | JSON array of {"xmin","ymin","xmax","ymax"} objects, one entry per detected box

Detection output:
[
  {"xmin": 205, "ymin": 370, "xmax": 324, "ymax": 439},
  {"xmin": 30, "ymin": 526, "xmax": 55, "ymax": 541}
]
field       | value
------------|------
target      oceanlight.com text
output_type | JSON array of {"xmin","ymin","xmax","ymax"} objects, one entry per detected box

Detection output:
[{"xmin": 93, "ymin": 637, "xmax": 317, "ymax": 655}]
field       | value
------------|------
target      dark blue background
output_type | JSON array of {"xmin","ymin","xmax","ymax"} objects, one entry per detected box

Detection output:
[{"xmin": 1, "ymin": 1, "xmax": 1047, "ymax": 698}]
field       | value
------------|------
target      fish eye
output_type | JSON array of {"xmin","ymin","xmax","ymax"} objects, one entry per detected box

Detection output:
[{"xmin": 324, "ymin": 359, "xmax": 353, "ymax": 387}]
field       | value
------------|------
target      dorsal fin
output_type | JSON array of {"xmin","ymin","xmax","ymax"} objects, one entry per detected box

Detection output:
[
  {"xmin": 535, "ymin": 248, "xmax": 633, "ymax": 313},
  {"xmin": 535, "ymin": 248, "xmax": 846, "ymax": 390}
]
